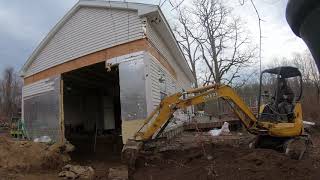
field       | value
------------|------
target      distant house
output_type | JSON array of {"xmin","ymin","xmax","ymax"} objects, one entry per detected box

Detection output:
[{"xmin": 20, "ymin": 0, "xmax": 195, "ymax": 144}]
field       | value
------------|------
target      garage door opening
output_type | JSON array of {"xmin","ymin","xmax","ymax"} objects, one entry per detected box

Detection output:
[{"xmin": 62, "ymin": 62, "xmax": 122, "ymax": 162}]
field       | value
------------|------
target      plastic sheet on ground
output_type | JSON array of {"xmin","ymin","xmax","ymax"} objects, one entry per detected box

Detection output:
[
  {"xmin": 208, "ymin": 122, "xmax": 230, "ymax": 136},
  {"xmin": 303, "ymin": 121, "xmax": 315, "ymax": 126},
  {"xmin": 33, "ymin": 136, "xmax": 52, "ymax": 143}
]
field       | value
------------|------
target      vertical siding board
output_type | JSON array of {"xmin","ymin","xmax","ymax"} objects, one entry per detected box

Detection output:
[
  {"xmin": 150, "ymin": 59, "xmax": 161, "ymax": 109},
  {"xmin": 145, "ymin": 53, "xmax": 179, "ymax": 111}
]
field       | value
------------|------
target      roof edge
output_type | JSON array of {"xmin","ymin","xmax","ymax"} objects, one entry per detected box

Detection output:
[
  {"xmin": 154, "ymin": 7, "xmax": 196, "ymax": 83},
  {"xmin": 20, "ymin": 2, "xmax": 81, "ymax": 77}
]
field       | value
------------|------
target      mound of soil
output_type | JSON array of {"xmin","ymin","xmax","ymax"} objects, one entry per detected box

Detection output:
[
  {"xmin": 133, "ymin": 132, "xmax": 320, "ymax": 180},
  {"xmin": 0, "ymin": 136, "xmax": 71, "ymax": 173}
]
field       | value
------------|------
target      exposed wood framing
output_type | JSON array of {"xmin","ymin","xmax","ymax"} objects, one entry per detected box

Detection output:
[
  {"xmin": 59, "ymin": 78, "xmax": 65, "ymax": 143},
  {"xmin": 24, "ymin": 38, "xmax": 177, "ymax": 85}
]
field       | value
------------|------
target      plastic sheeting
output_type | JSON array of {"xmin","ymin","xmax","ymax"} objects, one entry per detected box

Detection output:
[
  {"xmin": 208, "ymin": 122, "xmax": 230, "ymax": 136},
  {"xmin": 119, "ymin": 58, "xmax": 147, "ymax": 121},
  {"xmin": 23, "ymin": 76, "xmax": 61, "ymax": 141}
]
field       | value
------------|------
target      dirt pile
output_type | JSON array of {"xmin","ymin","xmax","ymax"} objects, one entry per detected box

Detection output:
[
  {"xmin": 0, "ymin": 136, "xmax": 72, "ymax": 173},
  {"xmin": 133, "ymin": 132, "xmax": 320, "ymax": 180}
]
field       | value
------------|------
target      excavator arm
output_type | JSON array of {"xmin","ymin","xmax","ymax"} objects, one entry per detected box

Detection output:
[{"xmin": 133, "ymin": 84, "xmax": 260, "ymax": 142}]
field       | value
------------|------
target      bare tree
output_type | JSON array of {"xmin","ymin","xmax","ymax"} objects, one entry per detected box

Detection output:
[
  {"xmin": 159, "ymin": 0, "xmax": 185, "ymax": 10},
  {"xmin": 174, "ymin": 0, "xmax": 256, "ymax": 116},
  {"xmin": 198, "ymin": 0, "xmax": 256, "ymax": 85},
  {"xmin": 268, "ymin": 52, "xmax": 320, "ymax": 104},
  {"xmin": 0, "ymin": 67, "xmax": 22, "ymax": 120},
  {"xmin": 310, "ymin": 58, "xmax": 320, "ymax": 104},
  {"xmin": 174, "ymin": 7, "xmax": 201, "ymax": 87},
  {"xmin": 175, "ymin": 0, "xmax": 256, "ymax": 86},
  {"xmin": 1, "ymin": 68, "xmax": 13, "ymax": 117},
  {"xmin": 292, "ymin": 52, "xmax": 320, "ymax": 104}
]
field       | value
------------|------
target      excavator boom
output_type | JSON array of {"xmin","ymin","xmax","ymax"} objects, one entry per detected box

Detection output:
[{"xmin": 133, "ymin": 84, "xmax": 266, "ymax": 141}]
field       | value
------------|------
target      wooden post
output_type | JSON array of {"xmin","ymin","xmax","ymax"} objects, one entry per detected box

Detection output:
[{"xmin": 59, "ymin": 77, "xmax": 65, "ymax": 143}]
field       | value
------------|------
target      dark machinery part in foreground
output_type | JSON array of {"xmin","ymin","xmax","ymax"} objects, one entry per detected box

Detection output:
[{"xmin": 286, "ymin": 0, "xmax": 320, "ymax": 70}]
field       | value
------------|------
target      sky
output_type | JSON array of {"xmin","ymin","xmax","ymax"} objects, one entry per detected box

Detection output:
[
  {"xmin": 230, "ymin": 0, "xmax": 308, "ymax": 65},
  {"xmin": 0, "ymin": 0, "xmax": 308, "ymax": 73}
]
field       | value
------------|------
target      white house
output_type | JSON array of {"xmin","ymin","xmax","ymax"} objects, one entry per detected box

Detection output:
[{"xmin": 20, "ymin": 0, "xmax": 195, "ymax": 146}]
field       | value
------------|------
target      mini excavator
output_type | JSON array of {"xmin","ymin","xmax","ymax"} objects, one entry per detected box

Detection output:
[
  {"xmin": 123, "ymin": 0, "xmax": 320, "ymax": 168},
  {"xmin": 122, "ymin": 66, "xmax": 309, "ymax": 167}
]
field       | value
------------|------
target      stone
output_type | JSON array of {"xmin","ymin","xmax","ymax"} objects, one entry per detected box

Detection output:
[
  {"xmin": 59, "ymin": 164, "xmax": 95, "ymax": 179},
  {"xmin": 108, "ymin": 166, "xmax": 128, "ymax": 180}
]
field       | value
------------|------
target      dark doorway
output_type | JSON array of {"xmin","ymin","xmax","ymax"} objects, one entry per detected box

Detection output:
[{"xmin": 62, "ymin": 62, "xmax": 122, "ymax": 162}]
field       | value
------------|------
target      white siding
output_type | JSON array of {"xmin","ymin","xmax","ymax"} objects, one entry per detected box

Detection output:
[
  {"xmin": 25, "ymin": 7, "xmax": 144, "ymax": 77},
  {"xmin": 146, "ymin": 21, "xmax": 191, "ymax": 90},
  {"xmin": 149, "ymin": 57, "xmax": 161, "ymax": 109},
  {"xmin": 145, "ymin": 53, "xmax": 177, "ymax": 111},
  {"xmin": 166, "ymin": 73, "xmax": 176, "ymax": 94},
  {"xmin": 22, "ymin": 78, "xmax": 56, "ymax": 99},
  {"xmin": 107, "ymin": 51, "xmax": 145, "ymax": 65}
]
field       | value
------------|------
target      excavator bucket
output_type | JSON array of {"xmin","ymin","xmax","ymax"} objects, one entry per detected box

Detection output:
[{"xmin": 122, "ymin": 139, "xmax": 143, "ymax": 170}]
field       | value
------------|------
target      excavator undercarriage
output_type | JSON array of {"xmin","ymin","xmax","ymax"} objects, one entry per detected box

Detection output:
[{"xmin": 249, "ymin": 135, "xmax": 310, "ymax": 160}]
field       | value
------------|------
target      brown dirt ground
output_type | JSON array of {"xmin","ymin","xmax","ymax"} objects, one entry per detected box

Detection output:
[
  {"xmin": 133, "ymin": 130, "xmax": 320, "ymax": 180},
  {"xmin": 1, "ymin": 128, "xmax": 320, "ymax": 180},
  {"xmin": 0, "ymin": 136, "xmax": 71, "ymax": 180}
]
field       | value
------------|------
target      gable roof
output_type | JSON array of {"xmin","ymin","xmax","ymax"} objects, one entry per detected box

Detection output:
[{"xmin": 21, "ymin": 0, "xmax": 195, "ymax": 82}]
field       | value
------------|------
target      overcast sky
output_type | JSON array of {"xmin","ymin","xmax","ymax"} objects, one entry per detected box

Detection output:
[{"xmin": 0, "ymin": 0, "xmax": 308, "ymax": 73}]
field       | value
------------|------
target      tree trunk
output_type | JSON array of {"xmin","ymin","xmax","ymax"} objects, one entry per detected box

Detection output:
[
  {"xmin": 317, "ymin": 86, "xmax": 320, "ymax": 104},
  {"xmin": 214, "ymin": 79, "xmax": 222, "ymax": 119}
]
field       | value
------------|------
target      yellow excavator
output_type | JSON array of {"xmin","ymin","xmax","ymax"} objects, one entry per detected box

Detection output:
[
  {"xmin": 123, "ymin": 66, "xmax": 309, "ymax": 168},
  {"xmin": 123, "ymin": 0, "xmax": 320, "ymax": 168}
]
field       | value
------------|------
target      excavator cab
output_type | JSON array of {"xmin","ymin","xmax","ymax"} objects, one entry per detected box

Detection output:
[{"xmin": 258, "ymin": 66, "xmax": 302, "ymax": 122}]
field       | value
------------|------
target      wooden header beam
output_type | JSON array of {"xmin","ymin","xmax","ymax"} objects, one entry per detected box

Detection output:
[{"xmin": 24, "ymin": 38, "xmax": 177, "ymax": 85}]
